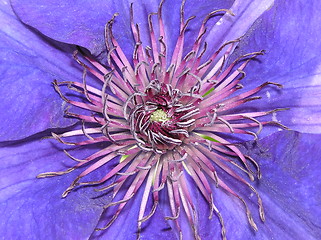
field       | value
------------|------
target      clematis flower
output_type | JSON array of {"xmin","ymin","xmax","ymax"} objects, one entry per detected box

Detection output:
[{"xmin": 1, "ymin": 0, "xmax": 321, "ymax": 240}]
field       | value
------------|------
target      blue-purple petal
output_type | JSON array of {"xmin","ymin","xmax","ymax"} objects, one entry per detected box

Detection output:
[
  {"xmin": 233, "ymin": 0, "xmax": 321, "ymax": 134},
  {"xmin": 90, "ymin": 185, "xmax": 177, "ymax": 240},
  {"xmin": 201, "ymin": 0, "xmax": 274, "ymax": 58},
  {"xmin": 10, "ymin": 0, "xmax": 272, "ymax": 62},
  {"xmin": 0, "ymin": 136, "xmax": 177, "ymax": 239},
  {"xmin": 0, "ymin": 137, "xmax": 109, "ymax": 239},
  {"xmin": 197, "ymin": 131, "xmax": 321, "ymax": 239},
  {"xmin": 0, "ymin": 1, "xmax": 86, "ymax": 141},
  {"xmin": 1, "ymin": 130, "xmax": 320, "ymax": 239},
  {"xmin": 10, "ymin": 0, "xmax": 150, "ymax": 60},
  {"xmin": 254, "ymin": 130, "xmax": 321, "ymax": 239},
  {"xmin": 2, "ymin": 0, "xmax": 321, "ymax": 239}
]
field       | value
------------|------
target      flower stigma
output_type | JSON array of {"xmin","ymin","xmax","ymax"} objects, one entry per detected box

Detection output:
[
  {"xmin": 150, "ymin": 109, "xmax": 170, "ymax": 122},
  {"xmin": 37, "ymin": 1, "xmax": 289, "ymax": 239}
]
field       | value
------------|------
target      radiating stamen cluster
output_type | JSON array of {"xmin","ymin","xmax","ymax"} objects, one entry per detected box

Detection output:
[{"xmin": 38, "ymin": 1, "xmax": 288, "ymax": 240}]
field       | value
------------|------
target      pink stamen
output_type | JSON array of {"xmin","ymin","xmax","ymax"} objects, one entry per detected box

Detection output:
[{"xmin": 38, "ymin": 2, "xmax": 286, "ymax": 239}]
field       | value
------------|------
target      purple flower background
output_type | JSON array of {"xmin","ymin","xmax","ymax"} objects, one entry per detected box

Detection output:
[{"xmin": 1, "ymin": 0, "xmax": 321, "ymax": 239}]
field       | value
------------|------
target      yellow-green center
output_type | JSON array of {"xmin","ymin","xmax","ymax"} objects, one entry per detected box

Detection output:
[{"xmin": 150, "ymin": 109, "xmax": 170, "ymax": 122}]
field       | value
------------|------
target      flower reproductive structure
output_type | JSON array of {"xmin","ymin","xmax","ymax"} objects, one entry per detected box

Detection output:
[{"xmin": 38, "ymin": 1, "xmax": 288, "ymax": 239}]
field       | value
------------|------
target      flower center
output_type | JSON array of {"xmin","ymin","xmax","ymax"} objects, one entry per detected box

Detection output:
[{"xmin": 127, "ymin": 80, "xmax": 200, "ymax": 153}]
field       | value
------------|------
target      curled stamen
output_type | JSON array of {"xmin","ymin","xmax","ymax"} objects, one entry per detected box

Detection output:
[
  {"xmin": 153, "ymin": 183, "xmax": 165, "ymax": 192},
  {"xmin": 106, "ymin": 47, "xmax": 117, "ymax": 65},
  {"xmin": 158, "ymin": 36, "xmax": 167, "ymax": 56},
  {"xmin": 136, "ymin": 165, "xmax": 152, "ymax": 170},
  {"xmin": 95, "ymin": 182, "xmax": 118, "ymax": 192},
  {"xmin": 184, "ymin": 50, "xmax": 196, "ymax": 62},
  {"xmin": 123, "ymin": 92, "xmax": 146, "ymax": 120},
  {"xmin": 53, "ymin": 80, "xmax": 69, "ymax": 103},
  {"xmin": 204, "ymin": 110, "xmax": 218, "ymax": 126},
  {"xmin": 139, "ymin": 201, "xmax": 159, "ymax": 223},
  {"xmin": 169, "ymin": 171, "xmax": 183, "ymax": 182},
  {"xmin": 245, "ymin": 130, "xmax": 259, "ymax": 141},
  {"xmin": 235, "ymin": 50, "xmax": 265, "ymax": 64},
  {"xmin": 101, "ymin": 122, "xmax": 121, "ymax": 145},
  {"xmin": 229, "ymin": 161, "xmax": 255, "ymax": 182},
  {"xmin": 197, "ymin": 59, "xmax": 212, "ymax": 71},
  {"xmin": 81, "ymin": 69, "xmax": 94, "ymax": 103},
  {"xmin": 237, "ymin": 196, "xmax": 258, "ymax": 231},
  {"xmin": 104, "ymin": 193, "xmax": 135, "ymax": 209},
  {"xmin": 63, "ymin": 149, "xmax": 86, "ymax": 162},
  {"xmin": 203, "ymin": 9, "xmax": 235, "ymax": 24},
  {"xmin": 81, "ymin": 121, "xmax": 94, "ymax": 140},
  {"xmin": 260, "ymin": 81, "xmax": 283, "ymax": 89},
  {"xmin": 134, "ymin": 61, "xmax": 149, "ymax": 76},
  {"xmin": 197, "ymin": 42, "xmax": 208, "ymax": 58},
  {"xmin": 116, "ymin": 171, "xmax": 137, "ymax": 176},
  {"xmin": 180, "ymin": 15, "xmax": 196, "ymax": 35},
  {"xmin": 62, "ymin": 177, "xmax": 81, "ymax": 198},
  {"xmin": 96, "ymin": 214, "xmax": 118, "ymax": 231},
  {"xmin": 242, "ymin": 115, "xmax": 263, "ymax": 135},
  {"xmin": 210, "ymin": 196, "xmax": 227, "ymax": 240},
  {"xmin": 245, "ymin": 155, "xmax": 262, "ymax": 179},
  {"xmin": 73, "ymin": 50, "xmax": 89, "ymax": 69},
  {"xmin": 246, "ymin": 184, "xmax": 265, "ymax": 222},
  {"xmin": 267, "ymin": 121, "xmax": 291, "ymax": 130},
  {"xmin": 165, "ymin": 206, "xmax": 180, "ymax": 220},
  {"xmin": 171, "ymin": 153, "xmax": 188, "ymax": 162},
  {"xmin": 177, "ymin": 67, "xmax": 191, "ymax": 79},
  {"xmin": 51, "ymin": 132, "xmax": 76, "ymax": 146},
  {"xmin": 36, "ymin": 167, "xmax": 76, "ymax": 178},
  {"xmin": 217, "ymin": 117, "xmax": 234, "ymax": 133}
]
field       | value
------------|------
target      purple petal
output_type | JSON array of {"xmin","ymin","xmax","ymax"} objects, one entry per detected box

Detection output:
[
  {"xmin": 1, "ymin": 130, "xmax": 320, "ymax": 238},
  {"xmin": 10, "ymin": 0, "xmax": 148, "ymax": 60},
  {"xmin": 10, "ymin": 0, "xmax": 272, "ymax": 62},
  {"xmin": 0, "ymin": 1, "xmax": 86, "ymax": 141},
  {"xmin": 9, "ymin": 0, "xmax": 231, "ymax": 56},
  {"xmin": 232, "ymin": 0, "xmax": 321, "ymax": 134},
  {"xmin": 255, "ymin": 130, "xmax": 321, "ymax": 239},
  {"xmin": 0, "ymin": 137, "xmax": 109, "ymax": 239},
  {"xmin": 0, "ymin": 135, "xmax": 177, "ymax": 239},
  {"xmin": 202, "ymin": 0, "xmax": 274, "ymax": 57},
  {"xmin": 197, "ymin": 131, "xmax": 321, "ymax": 239},
  {"xmin": 90, "ymin": 185, "xmax": 177, "ymax": 240}
]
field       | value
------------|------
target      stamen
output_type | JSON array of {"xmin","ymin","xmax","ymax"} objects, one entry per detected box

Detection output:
[
  {"xmin": 217, "ymin": 117, "xmax": 234, "ymax": 133},
  {"xmin": 180, "ymin": 15, "xmax": 196, "ymax": 35},
  {"xmin": 103, "ymin": 193, "xmax": 135, "ymax": 209},
  {"xmin": 246, "ymin": 155, "xmax": 262, "ymax": 179},
  {"xmin": 139, "ymin": 201, "xmax": 158, "ymax": 222},
  {"xmin": 165, "ymin": 206, "xmax": 180, "ymax": 220},
  {"xmin": 63, "ymin": 150, "xmax": 86, "ymax": 162},
  {"xmin": 210, "ymin": 196, "xmax": 227, "ymax": 240},
  {"xmin": 36, "ymin": 167, "xmax": 76, "ymax": 178},
  {"xmin": 238, "ymin": 196, "xmax": 258, "ymax": 231},
  {"xmin": 152, "ymin": 182, "xmax": 165, "ymax": 192},
  {"xmin": 242, "ymin": 115, "xmax": 263, "ymax": 135},
  {"xmin": 39, "ymin": 2, "xmax": 288, "ymax": 239},
  {"xmin": 96, "ymin": 214, "xmax": 118, "ymax": 231},
  {"xmin": 81, "ymin": 121, "xmax": 94, "ymax": 140},
  {"xmin": 62, "ymin": 177, "xmax": 81, "ymax": 198},
  {"xmin": 51, "ymin": 132, "xmax": 76, "ymax": 146}
]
